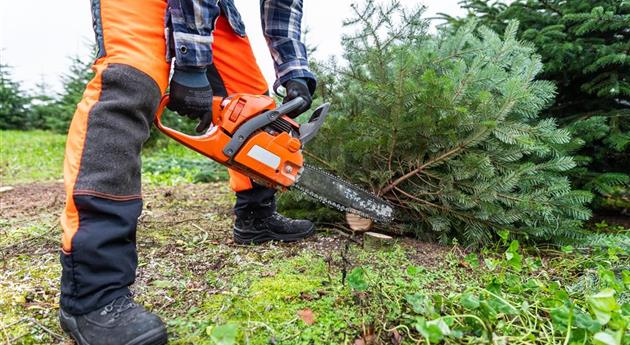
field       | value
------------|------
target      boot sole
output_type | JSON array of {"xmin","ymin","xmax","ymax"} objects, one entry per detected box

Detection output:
[
  {"xmin": 233, "ymin": 223, "xmax": 315, "ymax": 245},
  {"xmin": 60, "ymin": 309, "xmax": 168, "ymax": 345}
]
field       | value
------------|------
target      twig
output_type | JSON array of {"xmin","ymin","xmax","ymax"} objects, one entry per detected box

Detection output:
[
  {"xmin": 139, "ymin": 217, "xmax": 207, "ymax": 225},
  {"xmin": 302, "ymin": 150, "xmax": 337, "ymax": 171},
  {"xmin": 0, "ymin": 317, "xmax": 64, "ymax": 342},
  {"xmin": 0, "ymin": 223, "xmax": 58, "ymax": 253}
]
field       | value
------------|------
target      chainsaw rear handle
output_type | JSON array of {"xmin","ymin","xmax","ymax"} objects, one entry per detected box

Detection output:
[
  {"xmin": 155, "ymin": 94, "xmax": 213, "ymax": 140},
  {"xmin": 222, "ymin": 97, "xmax": 305, "ymax": 158}
]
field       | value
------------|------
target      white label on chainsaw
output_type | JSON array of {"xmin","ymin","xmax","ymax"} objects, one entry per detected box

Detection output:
[{"xmin": 247, "ymin": 145, "xmax": 281, "ymax": 170}]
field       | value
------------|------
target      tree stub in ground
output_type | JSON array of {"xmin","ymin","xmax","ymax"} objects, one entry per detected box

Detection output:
[{"xmin": 363, "ymin": 232, "xmax": 394, "ymax": 250}]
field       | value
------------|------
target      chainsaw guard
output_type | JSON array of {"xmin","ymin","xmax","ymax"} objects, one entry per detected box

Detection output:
[{"xmin": 299, "ymin": 103, "xmax": 330, "ymax": 146}]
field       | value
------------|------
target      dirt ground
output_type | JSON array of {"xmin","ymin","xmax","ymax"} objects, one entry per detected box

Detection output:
[{"xmin": 0, "ymin": 182, "xmax": 457, "ymax": 344}]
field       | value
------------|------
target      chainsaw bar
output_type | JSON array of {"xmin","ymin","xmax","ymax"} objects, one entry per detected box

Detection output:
[{"xmin": 294, "ymin": 164, "xmax": 394, "ymax": 223}]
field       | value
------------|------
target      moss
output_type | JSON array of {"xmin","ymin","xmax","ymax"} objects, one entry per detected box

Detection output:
[{"xmin": 0, "ymin": 254, "xmax": 62, "ymax": 344}]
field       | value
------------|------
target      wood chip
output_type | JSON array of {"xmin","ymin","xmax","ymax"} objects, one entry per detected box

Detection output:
[
  {"xmin": 0, "ymin": 186, "xmax": 14, "ymax": 193},
  {"xmin": 346, "ymin": 212, "xmax": 373, "ymax": 232}
]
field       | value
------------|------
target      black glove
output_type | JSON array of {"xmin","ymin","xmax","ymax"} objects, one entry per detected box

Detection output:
[
  {"xmin": 167, "ymin": 66, "xmax": 213, "ymax": 133},
  {"xmin": 283, "ymin": 78, "xmax": 313, "ymax": 118}
]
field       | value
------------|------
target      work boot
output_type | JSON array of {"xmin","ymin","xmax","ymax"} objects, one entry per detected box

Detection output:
[
  {"xmin": 234, "ymin": 212, "xmax": 315, "ymax": 244},
  {"xmin": 59, "ymin": 294, "xmax": 167, "ymax": 345}
]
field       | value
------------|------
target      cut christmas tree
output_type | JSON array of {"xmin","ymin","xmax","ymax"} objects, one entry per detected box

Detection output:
[{"xmin": 282, "ymin": 1, "xmax": 593, "ymax": 246}]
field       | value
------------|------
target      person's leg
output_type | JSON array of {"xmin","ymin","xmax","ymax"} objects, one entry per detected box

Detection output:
[
  {"xmin": 59, "ymin": 0, "xmax": 169, "ymax": 344},
  {"xmin": 209, "ymin": 15, "xmax": 314, "ymax": 244},
  {"xmin": 206, "ymin": 16, "xmax": 276, "ymax": 219}
]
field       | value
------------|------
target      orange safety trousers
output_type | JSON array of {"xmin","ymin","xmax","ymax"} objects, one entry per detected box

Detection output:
[{"xmin": 60, "ymin": 0, "xmax": 273, "ymax": 315}]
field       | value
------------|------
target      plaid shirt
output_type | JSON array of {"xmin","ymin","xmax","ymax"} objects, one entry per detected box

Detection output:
[{"xmin": 166, "ymin": 0, "xmax": 316, "ymax": 92}]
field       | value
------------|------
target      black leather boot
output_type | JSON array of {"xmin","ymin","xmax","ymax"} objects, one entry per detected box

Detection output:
[
  {"xmin": 233, "ymin": 212, "xmax": 315, "ymax": 244},
  {"xmin": 59, "ymin": 294, "xmax": 167, "ymax": 345}
]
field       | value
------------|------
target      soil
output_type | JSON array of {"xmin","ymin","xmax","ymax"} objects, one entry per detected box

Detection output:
[
  {"xmin": 0, "ymin": 182, "xmax": 454, "ymax": 268},
  {"xmin": 0, "ymin": 182, "xmax": 64, "ymax": 219}
]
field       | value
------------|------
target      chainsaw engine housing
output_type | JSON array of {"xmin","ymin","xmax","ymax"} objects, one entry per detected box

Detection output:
[{"xmin": 155, "ymin": 94, "xmax": 329, "ymax": 190}]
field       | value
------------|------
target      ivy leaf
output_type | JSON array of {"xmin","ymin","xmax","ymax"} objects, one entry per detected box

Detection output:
[
  {"xmin": 505, "ymin": 240, "xmax": 523, "ymax": 272},
  {"xmin": 550, "ymin": 306, "xmax": 570, "ymax": 330},
  {"xmin": 498, "ymin": 230, "xmax": 509, "ymax": 244},
  {"xmin": 348, "ymin": 267, "xmax": 368, "ymax": 291},
  {"xmin": 460, "ymin": 292, "xmax": 480, "ymax": 310},
  {"xmin": 588, "ymin": 289, "xmax": 620, "ymax": 325},
  {"xmin": 406, "ymin": 294, "xmax": 435, "ymax": 316},
  {"xmin": 414, "ymin": 317, "xmax": 450, "ymax": 343},
  {"xmin": 592, "ymin": 330, "xmax": 622, "ymax": 345},
  {"xmin": 574, "ymin": 310, "xmax": 601, "ymax": 333},
  {"xmin": 463, "ymin": 253, "xmax": 480, "ymax": 268},
  {"xmin": 207, "ymin": 323, "xmax": 238, "ymax": 345}
]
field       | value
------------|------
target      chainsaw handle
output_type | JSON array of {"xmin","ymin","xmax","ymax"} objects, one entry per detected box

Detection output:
[
  {"xmin": 154, "ymin": 95, "xmax": 199, "ymax": 140},
  {"xmin": 222, "ymin": 97, "xmax": 305, "ymax": 158},
  {"xmin": 276, "ymin": 96, "xmax": 306, "ymax": 116}
]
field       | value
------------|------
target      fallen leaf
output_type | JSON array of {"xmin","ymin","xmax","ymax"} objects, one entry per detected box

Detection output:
[
  {"xmin": 391, "ymin": 329, "xmax": 403, "ymax": 345},
  {"xmin": 353, "ymin": 338, "xmax": 365, "ymax": 345},
  {"xmin": 297, "ymin": 308, "xmax": 316, "ymax": 325},
  {"xmin": 300, "ymin": 292, "xmax": 316, "ymax": 301}
]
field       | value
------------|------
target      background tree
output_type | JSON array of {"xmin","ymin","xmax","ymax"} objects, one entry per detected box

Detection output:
[
  {"xmin": 0, "ymin": 64, "xmax": 30, "ymax": 130},
  {"xmin": 44, "ymin": 56, "xmax": 94, "ymax": 133},
  {"xmin": 443, "ymin": 0, "xmax": 630, "ymax": 213},
  {"xmin": 282, "ymin": 1, "xmax": 593, "ymax": 246}
]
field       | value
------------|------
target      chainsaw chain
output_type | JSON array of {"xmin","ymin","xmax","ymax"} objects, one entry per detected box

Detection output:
[{"xmin": 294, "ymin": 164, "xmax": 394, "ymax": 223}]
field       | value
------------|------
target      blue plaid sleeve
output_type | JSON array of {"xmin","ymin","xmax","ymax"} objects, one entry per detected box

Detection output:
[
  {"xmin": 261, "ymin": 0, "xmax": 317, "ymax": 93},
  {"xmin": 166, "ymin": 0, "xmax": 220, "ymax": 68}
]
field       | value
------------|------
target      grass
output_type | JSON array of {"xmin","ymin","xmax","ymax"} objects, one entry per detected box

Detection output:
[
  {"xmin": 1, "ymin": 130, "xmax": 628, "ymax": 344},
  {"xmin": 0, "ymin": 130, "xmax": 228, "ymax": 186},
  {"xmin": 1, "ymin": 181, "xmax": 627, "ymax": 344},
  {"xmin": 0, "ymin": 130, "xmax": 66, "ymax": 184}
]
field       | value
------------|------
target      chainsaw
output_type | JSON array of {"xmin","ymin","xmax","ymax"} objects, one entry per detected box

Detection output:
[{"xmin": 154, "ymin": 94, "xmax": 394, "ymax": 222}]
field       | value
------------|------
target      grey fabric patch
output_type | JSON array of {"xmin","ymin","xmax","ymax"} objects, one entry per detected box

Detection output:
[
  {"xmin": 90, "ymin": 0, "xmax": 105, "ymax": 59},
  {"xmin": 75, "ymin": 64, "xmax": 161, "ymax": 197}
]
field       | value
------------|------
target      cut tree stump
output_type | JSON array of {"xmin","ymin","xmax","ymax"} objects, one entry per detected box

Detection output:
[
  {"xmin": 346, "ymin": 212, "xmax": 373, "ymax": 232},
  {"xmin": 363, "ymin": 232, "xmax": 394, "ymax": 250}
]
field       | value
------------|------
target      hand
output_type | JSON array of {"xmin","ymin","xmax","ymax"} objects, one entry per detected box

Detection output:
[
  {"xmin": 167, "ymin": 66, "xmax": 213, "ymax": 133},
  {"xmin": 283, "ymin": 78, "xmax": 313, "ymax": 118}
]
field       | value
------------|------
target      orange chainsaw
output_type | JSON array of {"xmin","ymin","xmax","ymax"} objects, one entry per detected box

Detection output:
[{"xmin": 154, "ymin": 94, "xmax": 393, "ymax": 222}]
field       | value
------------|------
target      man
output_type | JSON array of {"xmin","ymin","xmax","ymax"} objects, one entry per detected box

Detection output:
[{"xmin": 58, "ymin": 1, "xmax": 316, "ymax": 344}]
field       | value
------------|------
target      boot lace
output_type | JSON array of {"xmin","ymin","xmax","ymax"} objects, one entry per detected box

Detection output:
[{"xmin": 100, "ymin": 293, "xmax": 137, "ymax": 319}]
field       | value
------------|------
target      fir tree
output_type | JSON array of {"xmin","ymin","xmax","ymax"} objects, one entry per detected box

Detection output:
[
  {"xmin": 45, "ymin": 56, "xmax": 95, "ymax": 133},
  {"xmin": 289, "ymin": 1, "xmax": 592, "ymax": 246},
  {"xmin": 0, "ymin": 64, "xmax": 30, "ymax": 130},
  {"xmin": 444, "ymin": 0, "xmax": 630, "ymax": 212}
]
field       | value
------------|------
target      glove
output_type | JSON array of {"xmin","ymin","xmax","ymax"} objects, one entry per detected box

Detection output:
[
  {"xmin": 167, "ymin": 66, "xmax": 213, "ymax": 133},
  {"xmin": 282, "ymin": 78, "xmax": 313, "ymax": 118}
]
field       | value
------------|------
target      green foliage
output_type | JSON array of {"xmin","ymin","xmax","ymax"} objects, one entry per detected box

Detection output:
[
  {"xmin": 446, "ymin": 0, "xmax": 630, "ymax": 212},
  {"xmin": 304, "ymin": 1, "xmax": 591, "ymax": 245},
  {"xmin": 391, "ymin": 245, "xmax": 627, "ymax": 344},
  {"xmin": 206, "ymin": 323, "xmax": 238, "ymax": 345},
  {"xmin": 347, "ymin": 267, "xmax": 368, "ymax": 291},
  {"xmin": 0, "ymin": 64, "xmax": 31, "ymax": 130}
]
